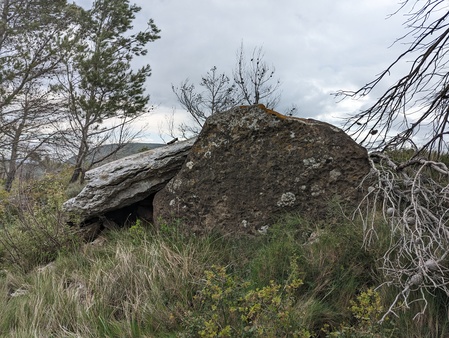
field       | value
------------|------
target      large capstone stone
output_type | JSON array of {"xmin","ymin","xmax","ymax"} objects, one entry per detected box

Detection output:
[
  {"xmin": 63, "ymin": 138, "xmax": 195, "ymax": 222},
  {"xmin": 153, "ymin": 104, "xmax": 370, "ymax": 234}
]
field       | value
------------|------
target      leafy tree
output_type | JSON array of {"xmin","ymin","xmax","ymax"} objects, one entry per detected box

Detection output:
[
  {"xmin": 57, "ymin": 0, "xmax": 160, "ymax": 183},
  {"xmin": 0, "ymin": 0, "xmax": 77, "ymax": 191},
  {"xmin": 0, "ymin": 0, "xmax": 72, "ymax": 109}
]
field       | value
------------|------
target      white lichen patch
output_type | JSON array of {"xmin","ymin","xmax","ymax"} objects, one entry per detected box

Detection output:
[
  {"xmin": 329, "ymin": 169, "xmax": 342, "ymax": 182},
  {"xmin": 228, "ymin": 114, "xmax": 260, "ymax": 131},
  {"xmin": 168, "ymin": 177, "xmax": 182, "ymax": 193},
  {"xmin": 311, "ymin": 184, "xmax": 324, "ymax": 197},
  {"xmin": 303, "ymin": 157, "xmax": 316, "ymax": 166},
  {"xmin": 303, "ymin": 156, "xmax": 334, "ymax": 170},
  {"xmin": 186, "ymin": 161, "xmax": 194, "ymax": 169},
  {"xmin": 246, "ymin": 118, "xmax": 262, "ymax": 130},
  {"xmin": 329, "ymin": 125, "xmax": 343, "ymax": 133},
  {"xmin": 277, "ymin": 192, "xmax": 296, "ymax": 207},
  {"xmin": 209, "ymin": 139, "xmax": 229, "ymax": 148}
]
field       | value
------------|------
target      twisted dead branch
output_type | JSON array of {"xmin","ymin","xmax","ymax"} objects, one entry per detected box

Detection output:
[{"xmin": 357, "ymin": 152, "xmax": 449, "ymax": 322}]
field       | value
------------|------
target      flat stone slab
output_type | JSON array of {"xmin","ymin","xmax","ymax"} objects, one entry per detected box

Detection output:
[{"xmin": 63, "ymin": 138, "xmax": 196, "ymax": 221}]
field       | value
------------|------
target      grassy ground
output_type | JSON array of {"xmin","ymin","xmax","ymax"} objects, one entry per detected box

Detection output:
[{"xmin": 0, "ymin": 175, "xmax": 448, "ymax": 337}]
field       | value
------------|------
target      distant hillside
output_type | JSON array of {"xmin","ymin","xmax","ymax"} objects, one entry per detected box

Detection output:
[{"xmin": 67, "ymin": 143, "xmax": 164, "ymax": 166}]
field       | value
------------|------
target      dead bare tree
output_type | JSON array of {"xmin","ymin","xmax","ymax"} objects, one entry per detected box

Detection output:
[
  {"xmin": 357, "ymin": 153, "xmax": 449, "ymax": 322},
  {"xmin": 172, "ymin": 66, "xmax": 239, "ymax": 136},
  {"xmin": 56, "ymin": 112, "xmax": 147, "ymax": 182},
  {"xmin": 340, "ymin": 0, "xmax": 449, "ymax": 322},
  {"xmin": 233, "ymin": 44, "xmax": 281, "ymax": 109},
  {"xmin": 1, "ymin": 81, "xmax": 62, "ymax": 191},
  {"xmin": 170, "ymin": 45, "xmax": 283, "ymax": 138},
  {"xmin": 157, "ymin": 107, "xmax": 179, "ymax": 143},
  {"xmin": 338, "ymin": 1, "xmax": 449, "ymax": 157}
]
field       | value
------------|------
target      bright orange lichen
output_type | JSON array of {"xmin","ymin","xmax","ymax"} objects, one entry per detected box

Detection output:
[
  {"xmin": 239, "ymin": 104, "xmax": 309, "ymax": 122},
  {"xmin": 256, "ymin": 104, "xmax": 288, "ymax": 120}
]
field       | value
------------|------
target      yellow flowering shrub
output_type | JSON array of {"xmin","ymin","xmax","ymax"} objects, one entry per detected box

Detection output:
[{"xmin": 187, "ymin": 262, "xmax": 309, "ymax": 337}]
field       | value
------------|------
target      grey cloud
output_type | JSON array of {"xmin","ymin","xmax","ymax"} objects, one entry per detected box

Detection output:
[{"xmin": 77, "ymin": 0, "xmax": 411, "ymax": 141}]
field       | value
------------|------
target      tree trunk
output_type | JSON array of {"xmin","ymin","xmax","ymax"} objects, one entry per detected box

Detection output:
[
  {"xmin": 4, "ymin": 167, "xmax": 16, "ymax": 192},
  {"xmin": 4, "ymin": 110, "xmax": 23, "ymax": 191},
  {"xmin": 69, "ymin": 127, "xmax": 89, "ymax": 184},
  {"xmin": 69, "ymin": 154, "xmax": 86, "ymax": 184}
]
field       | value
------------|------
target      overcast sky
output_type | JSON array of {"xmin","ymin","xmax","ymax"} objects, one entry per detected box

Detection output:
[{"xmin": 80, "ymin": 0, "xmax": 411, "ymax": 142}]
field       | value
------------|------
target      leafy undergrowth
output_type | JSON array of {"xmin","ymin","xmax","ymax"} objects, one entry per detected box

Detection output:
[{"xmin": 0, "ymin": 177, "xmax": 448, "ymax": 337}]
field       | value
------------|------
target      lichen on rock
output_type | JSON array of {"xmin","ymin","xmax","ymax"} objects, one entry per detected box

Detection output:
[
  {"xmin": 277, "ymin": 192, "xmax": 296, "ymax": 207},
  {"xmin": 153, "ymin": 105, "xmax": 370, "ymax": 234}
]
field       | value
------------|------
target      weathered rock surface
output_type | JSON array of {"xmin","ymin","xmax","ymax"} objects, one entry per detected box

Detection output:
[
  {"xmin": 63, "ymin": 138, "xmax": 196, "ymax": 222},
  {"xmin": 153, "ymin": 104, "xmax": 370, "ymax": 234}
]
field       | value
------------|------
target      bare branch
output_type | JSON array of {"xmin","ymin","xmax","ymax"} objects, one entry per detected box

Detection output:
[
  {"xmin": 338, "ymin": 1, "xmax": 449, "ymax": 157},
  {"xmin": 233, "ymin": 44, "xmax": 281, "ymax": 109},
  {"xmin": 356, "ymin": 152, "xmax": 449, "ymax": 321}
]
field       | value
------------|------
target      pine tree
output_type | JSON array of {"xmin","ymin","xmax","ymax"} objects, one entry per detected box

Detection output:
[{"xmin": 59, "ymin": 0, "xmax": 160, "ymax": 183}]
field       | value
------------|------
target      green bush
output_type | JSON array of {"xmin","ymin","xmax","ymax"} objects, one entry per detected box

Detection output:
[
  {"xmin": 185, "ymin": 264, "xmax": 308, "ymax": 337},
  {"xmin": 0, "ymin": 173, "xmax": 81, "ymax": 272}
]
